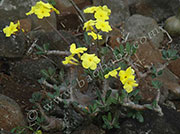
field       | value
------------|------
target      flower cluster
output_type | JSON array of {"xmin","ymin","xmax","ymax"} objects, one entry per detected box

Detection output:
[
  {"xmin": 26, "ymin": 1, "xmax": 60, "ymax": 19},
  {"xmin": 62, "ymin": 43, "xmax": 100, "ymax": 70},
  {"xmin": 105, "ymin": 67, "xmax": 138, "ymax": 93},
  {"xmin": 3, "ymin": 21, "xmax": 20, "ymax": 37},
  {"xmin": 83, "ymin": 5, "xmax": 112, "ymax": 40},
  {"xmin": 2, "ymin": 1, "xmax": 59, "ymax": 37}
]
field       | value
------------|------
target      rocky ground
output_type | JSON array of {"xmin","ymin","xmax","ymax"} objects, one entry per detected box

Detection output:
[{"xmin": 0, "ymin": 0, "xmax": 180, "ymax": 134}]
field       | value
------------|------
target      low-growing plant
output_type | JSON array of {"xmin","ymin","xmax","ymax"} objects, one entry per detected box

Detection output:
[{"xmin": 3, "ymin": 0, "xmax": 179, "ymax": 134}]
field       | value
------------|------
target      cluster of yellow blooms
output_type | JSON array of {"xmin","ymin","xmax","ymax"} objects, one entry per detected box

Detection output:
[
  {"xmin": 26, "ymin": 0, "xmax": 59, "ymax": 19},
  {"xmin": 62, "ymin": 43, "xmax": 101, "ymax": 70},
  {"xmin": 3, "ymin": 21, "xmax": 20, "ymax": 37},
  {"xmin": 3, "ymin": 1, "xmax": 59, "ymax": 37},
  {"xmin": 105, "ymin": 67, "xmax": 138, "ymax": 93},
  {"xmin": 83, "ymin": 5, "xmax": 112, "ymax": 40}
]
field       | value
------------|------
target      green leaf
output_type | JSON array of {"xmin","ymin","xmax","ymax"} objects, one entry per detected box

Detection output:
[
  {"xmin": 114, "ymin": 124, "xmax": 120, "ymax": 128},
  {"xmin": 108, "ymin": 112, "xmax": 112, "ymax": 122},
  {"xmin": 102, "ymin": 115, "xmax": 109, "ymax": 125},
  {"xmin": 84, "ymin": 32, "xmax": 91, "ymax": 46},
  {"xmin": 96, "ymin": 90, "xmax": 102, "ymax": 100},
  {"xmin": 127, "ymin": 112, "xmax": 133, "ymax": 117},
  {"xmin": 120, "ymin": 89, "xmax": 127, "ymax": 102},
  {"xmin": 35, "ymin": 45, "xmax": 43, "ymax": 51},
  {"xmin": 11, "ymin": 127, "xmax": 17, "ymax": 133},
  {"xmin": 36, "ymin": 51, "xmax": 45, "ymax": 55},
  {"xmin": 157, "ymin": 70, "xmax": 163, "ymax": 76},
  {"xmin": 125, "ymin": 42, "xmax": 131, "ymax": 54},
  {"xmin": 128, "ymin": 89, "xmax": 140, "ymax": 97},
  {"xmin": 162, "ymin": 50, "xmax": 167, "ymax": 60},
  {"xmin": 110, "ymin": 97, "xmax": 118, "ymax": 104},
  {"xmin": 152, "ymin": 80, "xmax": 162, "ymax": 89},
  {"xmin": 132, "ymin": 44, "xmax": 137, "ymax": 55},
  {"xmin": 145, "ymin": 105, "xmax": 153, "ymax": 110},
  {"xmin": 100, "ymin": 47, "xmax": 109, "ymax": 55},
  {"xmin": 113, "ymin": 47, "xmax": 120, "ymax": 56},
  {"xmin": 38, "ymin": 78, "xmax": 45, "ymax": 84},
  {"xmin": 152, "ymin": 66, "xmax": 157, "ymax": 74},
  {"xmin": 105, "ymin": 90, "xmax": 112, "ymax": 101},
  {"xmin": 32, "ymin": 92, "xmax": 42, "ymax": 102},
  {"xmin": 152, "ymin": 100, "xmax": 157, "ymax": 108},
  {"xmin": 43, "ymin": 43, "xmax": 49, "ymax": 51},
  {"xmin": 47, "ymin": 92, "xmax": 55, "ymax": 99},
  {"xmin": 41, "ymin": 69, "xmax": 49, "ymax": 78},
  {"xmin": 167, "ymin": 49, "xmax": 178, "ymax": 60},
  {"xmin": 118, "ymin": 61, "xmax": 128, "ymax": 70},
  {"xmin": 48, "ymin": 67, "xmax": 55, "ymax": 76},
  {"xmin": 93, "ymin": 103, "xmax": 97, "ymax": 111},
  {"xmin": 119, "ymin": 45, "xmax": 124, "ymax": 56},
  {"xmin": 136, "ymin": 112, "xmax": 144, "ymax": 123}
]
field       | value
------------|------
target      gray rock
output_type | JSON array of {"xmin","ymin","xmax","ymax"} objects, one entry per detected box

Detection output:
[
  {"xmin": 0, "ymin": 0, "xmax": 57, "ymax": 32},
  {"xmin": 128, "ymin": 0, "xmax": 180, "ymax": 22},
  {"xmin": 93, "ymin": 0, "xmax": 130, "ymax": 25},
  {"xmin": 28, "ymin": 30, "xmax": 83, "ymax": 68},
  {"xmin": 72, "ymin": 124, "xmax": 105, "ymax": 134},
  {"xmin": 0, "ymin": 0, "xmax": 41, "ymax": 20},
  {"xmin": 116, "ymin": 106, "xmax": 180, "ymax": 134},
  {"xmin": 157, "ymin": 68, "xmax": 180, "ymax": 99},
  {"xmin": 124, "ymin": 14, "xmax": 164, "ymax": 48},
  {"xmin": 0, "ymin": 94, "xmax": 27, "ymax": 131},
  {"xmin": 0, "ymin": 20, "xmax": 26, "ymax": 58},
  {"xmin": 12, "ymin": 58, "xmax": 55, "ymax": 81}
]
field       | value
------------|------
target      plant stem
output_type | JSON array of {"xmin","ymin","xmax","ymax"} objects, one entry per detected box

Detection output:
[
  {"xmin": 45, "ymin": 18, "xmax": 70, "ymax": 45},
  {"xmin": 68, "ymin": 0, "xmax": 86, "ymax": 23}
]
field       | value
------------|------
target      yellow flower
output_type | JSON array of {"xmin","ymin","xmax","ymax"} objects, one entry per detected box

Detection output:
[
  {"xmin": 35, "ymin": 130, "xmax": 42, "ymax": 134},
  {"xmin": 17, "ymin": 20, "xmax": 20, "ymax": 29},
  {"xmin": 26, "ymin": 1, "xmax": 59, "ymax": 19},
  {"xmin": 35, "ymin": 7, "xmax": 51, "ymax": 19},
  {"xmin": 119, "ymin": 67, "xmax": 135, "ymax": 84},
  {"xmin": 84, "ymin": 5, "xmax": 111, "ymax": 16},
  {"xmin": 3, "ymin": 22, "xmax": 19, "ymax": 37},
  {"xmin": 87, "ymin": 31, "xmax": 102, "ymax": 40},
  {"xmin": 81, "ymin": 53, "xmax": 100, "ymax": 70},
  {"xmin": 83, "ymin": 6, "xmax": 99, "ymax": 14},
  {"xmin": 70, "ymin": 43, "xmax": 87, "ymax": 55},
  {"xmin": 123, "ymin": 78, "xmax": 138, "ymax": 93},
  {"xmin": 104, "ymin": 67, "xmax": 121, "ymax": 79},
  {"xmin": 95, "ymin": 20, "xmax": 112, "ymax": 32},
  {"xmin": 62, "ymin": 54, "xmax": 79, "ymax": 65},
  {"xmin": 94, "ymin": 9, "xmax": 109, "ymax": 21},
  {"xmin": 101, "ymin": 5, "xmax": 111, "ymax": 16},
  {"xmin": 83, "ymin": 20, "xmax": 96, "ymax": 31}
]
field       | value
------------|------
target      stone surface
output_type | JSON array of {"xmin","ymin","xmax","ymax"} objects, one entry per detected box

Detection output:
[
  {"xmin": 54, "ymin": 0, "xmax": 91, "ymax": 13},
  {"xmin": 135, "ymin": 40, "xmax": 164, "ymax": 67},
  {"xmin": 0, "ymin": 20, "xmax": 26, "ymax": 58},
  {"xmin": 167, "ymin": 58, "xmax": 180, "ymax": 79},
  {"xmin": 0, "ymin": 0, "xmax": 57, "ymax": 32},
  {"xmin": 132, "ymin": 40, "xmax": 180, "ymax": 101},
  {"xmin": 72, "ymin": 124, "xmax": 105, "ymax": 134},
  {"xmin": 29, "ymin": 11, "xmax": 57, "ymax": 32},
  {"xmin": 0, "ymin": 0, "xmax": 40, "ymax": 20},
  {"xmin": 124, "ymin": 14, "xmax": 164, "ymax": 48},
  {"xmin": 114, "ymin": 106, "xmax": 180, "ymax": 134},
  {"xmin": 19, "ymin": 18, "xmax": 32, "ymax": 33},
  {"xmin": 93, "ymin": 0, "xmax": 130, "ymax": 25},
  {"xmin": 0, "ymin": 94, "xmax": 26, "ymax": 131},
  {"xmin": 128, "ymin": 0, "xmax": 180, "ymax": 22},
  {"xmin": 57, "ymin": 13, "xmax": 81, "ymax": 31},
  {"xmin": 156, "ymin": 68, "xmax": 180, "ymax": 99},
  {"xmin": 28, "ymin": 29, "xmax": 83, "ymax": 68},
  {"xmin": 11, "ymin": 58, "xmax": 55, "ymax": 81}
]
